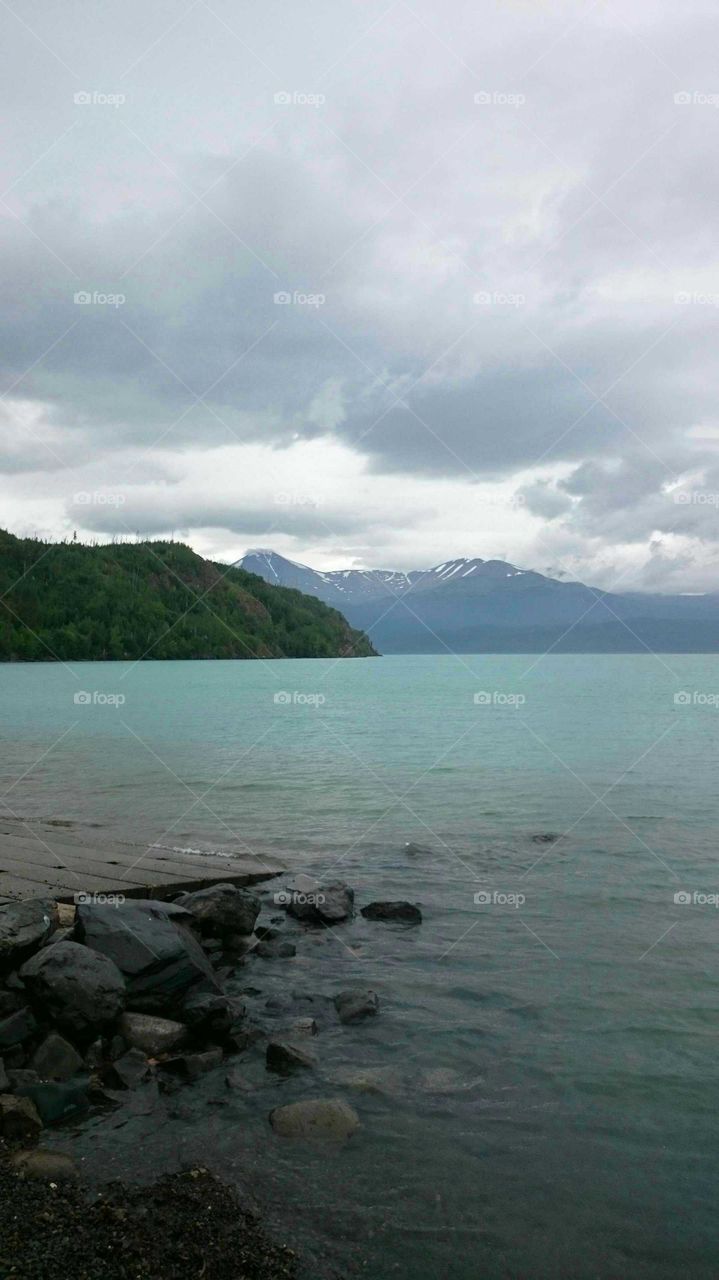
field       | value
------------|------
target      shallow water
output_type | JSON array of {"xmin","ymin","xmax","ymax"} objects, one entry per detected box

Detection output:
[{"xmin": 2, "ymin": 654, "xmax": 719, "ymax": 1277}]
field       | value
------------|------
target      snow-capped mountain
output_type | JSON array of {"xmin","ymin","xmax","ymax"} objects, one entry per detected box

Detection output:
[{"xmin": 237, "ymin": 549, "xmax": 719, "ymax": 653}]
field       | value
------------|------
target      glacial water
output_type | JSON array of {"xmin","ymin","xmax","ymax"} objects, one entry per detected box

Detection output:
[{"xmin": 2, "ymin": 653, "xmax": 719, "ymax": 1278}]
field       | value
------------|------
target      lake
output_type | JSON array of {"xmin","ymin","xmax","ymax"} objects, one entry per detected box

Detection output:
[{"xmin": 2, "ymin": 653, "xmax": 719, "ymax": 1278}]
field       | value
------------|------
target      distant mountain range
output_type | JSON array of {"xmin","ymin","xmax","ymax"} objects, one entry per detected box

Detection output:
[{"xmin": 238, "ymin": 549, "xmax": 719, "ymax": 654}]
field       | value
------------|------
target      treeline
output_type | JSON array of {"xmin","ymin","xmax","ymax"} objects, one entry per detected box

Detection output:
[{"xmin": 0, "ymin": 531, "xmax": 377, "ymax": 662}]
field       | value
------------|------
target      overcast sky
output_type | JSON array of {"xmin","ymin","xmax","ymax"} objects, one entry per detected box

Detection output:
[{"xmin": 3, "ymin": 0, "xmax": 719, "ymax": 590}]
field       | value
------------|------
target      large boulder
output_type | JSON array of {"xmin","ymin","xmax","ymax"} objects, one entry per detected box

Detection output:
[
  {"xmin": 269, "ymin": 1097, "xmax": 359, "ymax": 1141},
  {"xmin": 277, "ymin": 876, "xmax": 354, "ymax": 924},
  {"xmin": 0, "ymin": 897, "xmax": 58, "ymax": 969},
  {"xmin": 175, "ymin": 884, "xmax": 261, "ymax": 939},
  {"xmin": 20, "ymin": 941, "xmax": 125, "ymax": 1035},
  {"xmin": 74, "ymin": 900, "xmax": 220, "ymax": 1015},
  {"xmin": 360, "ymin": 901, "xmax": 422, "ymax": 925}
]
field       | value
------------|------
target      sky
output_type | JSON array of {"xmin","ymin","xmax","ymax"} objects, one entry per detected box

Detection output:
[{"xmin": 3, "ymin": 0, "xmax": 719, "ymax": 591}]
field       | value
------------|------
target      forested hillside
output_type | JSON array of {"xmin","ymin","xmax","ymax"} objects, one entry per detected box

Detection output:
[{"xmin": 0, "ymin": 532, "xmax": 377, "ymax": 661}]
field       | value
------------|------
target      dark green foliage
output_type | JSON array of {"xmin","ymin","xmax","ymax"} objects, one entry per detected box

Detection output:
[{"xmin": 0, "ymin": 531, "xmax": 377, "ymax": 662}]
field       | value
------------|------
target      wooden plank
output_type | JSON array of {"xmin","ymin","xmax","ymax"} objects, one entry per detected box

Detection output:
[{"xmin": 0, "ymin": 826, "xmax": 283, "ymax": 902}]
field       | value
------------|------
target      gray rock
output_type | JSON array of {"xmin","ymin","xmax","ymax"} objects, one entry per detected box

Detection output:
[
  {"xmin": 75, "ymin": 900, "xmax": 219, "ymax": 1015},
  {"xmin": 0, "ymin": 1006, "xmax": 38, "ymax": 1050},
  {"xmin": 0, "ymin": 1093, "xmax": 42, "ymax": 1141},
  {"xmin": 31, "ymin": 1032, "xmax": 83, "ymax": 1082},
  {"xmin": 119, "ymin": 1012, "xmax": 187, "ymax": 1056},
  {"xmin": 16, "ymin": 1080, "xmax": 89, "ymax": 1125},
  {"xmin": 360, "ymin": 901, "xmax": 422, "ymax": 924},
  {"xmin": 158, "ymin": 1047, "xmax": 223, "ymax": 1083},
  {"xmin": 182, "ymin": 991, "xmax": 237, "ymax": 1039},
  {"xmin": 281, "ymin": 876, "xmax": 354, "ymax": 925},
  {"xmin": 21, "ymin": 941, "xmax": 125, "ymax": 1035},
  {"xmin": 254, "ymin": 925, "xmax": 283, "ymax": 941},
  {"xmin": 285, "ymin": 1017, "xmax": 318, "ymax": 1037},
  {"xmin": 0, "ymin": 897, "xmax": 58, "ymax": 969},
  {"xmin": 255, "ymin": 940, "xmax": 296, "ymax": 959},
  {"xmin": 175, "ymin": 884, "xmax": 261, "ymax": 939},
  {"xmin": 269, "ymin": 1097, "xmax": 359, "ymax": 1141},
  {"xmin": 0, "ymin": 988, "xmax": 25, "ymax": 1018},
  {"xmin": 333, "ymin": 989, "xmax": 380, "ymax": 1024},
  {"xmin": 9, "ymin": 1148, "xmax": 79, "ymax": 1181},
  {"xmin": 105, "ymin": 1047, "xmax": 152, "ymax": 1089},
  {"xmin": 265, "ymin": 1040, "xmax": 316, "ymax": 1075}
]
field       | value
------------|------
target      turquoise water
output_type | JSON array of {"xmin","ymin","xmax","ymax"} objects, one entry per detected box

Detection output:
[{"xmin": 2, "ymin": 654, "xmax": 719, "ymax": 1277}]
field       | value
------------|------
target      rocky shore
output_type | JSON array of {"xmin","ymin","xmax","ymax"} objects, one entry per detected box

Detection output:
[{"xmin": 0, "ymin": 876, "xmax": 422, "ymax": 1277}]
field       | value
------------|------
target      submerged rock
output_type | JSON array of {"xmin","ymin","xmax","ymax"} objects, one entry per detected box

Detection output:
[
  {"xmin": 16, "ymin": 1080, "xmax": 89, "ymax": 1125},
  {"xmin": 255, "ymin": 940, "xmax": 296, "ymax": 959},
  {"xmin": 21, "ymin": 941, "xmax": 125, "ymax": 1035},
  {"xmin": 75, "ymin": 900, "xmax": 219, "ymax": 1016},
  {"xmin": 269, "ymin": 1097, "xmax": 359, "ymax": 1141},
  {"xmin": 360, "ymin": 901, "xmax": 422, "ymax": 924},
  {"xmin": 0, "ymin": 897, "xmax": 59, "ymax": 970},
  {"xmin": 9, "ymin": 1148, "xmax": 79, "ymax": 1181},
  {"xmin": 265, "ymin": 1040, "xmax": 316, "ymax": 1075},
  {"xmin": 333, "ymin": 989, "xmax": 379, "ymax": 1024},
  {"xmin": 175, "ymin": 884, "xmax": 261, "ymax": 939}
]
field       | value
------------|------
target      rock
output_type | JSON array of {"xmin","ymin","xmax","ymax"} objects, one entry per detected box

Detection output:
[
  {"xmin": 265, "ymin": 1040, "xmax": 316, "ymax": 1075},
  {"xmin": 0, "ymin": 1006, "xmax": 38, "ymax": 1050},
  {"xmin": 74, "ymin": 900, "xmax": 219, "ymax": 1015},
  {"xmin": 0, "ymin": 988, "xmax": 25, "ymax": 1017},
  {"xmin": 56, "ymin": 903, "xmax": 76, "ymax": 928},
  {"xmin": 224, "ymin": 1026, "xmax": 265, "ymax": 1054},
  {"xmin": 0, "ymin": 1057, "xmax": 8, "ymax": 1091},
  {"xmin": 531, "ymin": 833, "xmax": 561, "ymax": 844},
  {"xmin": 280, "ymin": 876, "xmax": 354, "ymax": 925},
  {"xmin": 20, "ymin": 941, "xmax": 125, "ymax": 1035},
  {"xmin": 331, "ymin": 1065, "xmax": 404, "ymax": 1096},
  {"xmin": 9, "ymin": 1148, "xmax": 79, "ymax": 1180},
  {"xmin": 286, "ymin": 1017, "xmax": 317, "ymax": 1037},
  {"xmin": 119, "ymin": 1012, "xmax": 187, "ymax": 1056},
  {"xmin": 255, "ymin": 940, "xmax": 296, "ymax": 959},
  {"xmin": 157, "ymin": 1048, "xmax": 223, "ymax": 1083},
  {"xmin": 269, "ymin": 1097, "xmax": 359, "ymax": 1141},
  {"xmin": 333, "ymin": 989, "xmax": 380, "ymax": 1024},
  {"xmin": 404, "ymin": 842, "xmax": 432, "ymax": 856},
  {"xmin": 361, "ymin": 901, "xmax": 422, "ymax": 924},
  {"xmin": 104, "ymin": 1047, "xmax": 152, "ymax": 1090},
  {"xmin": 84, "ymin": 1038, "xmax": 104, "ymax": 1069},
  {"xmin": 16, "ymin": 1081, "xmax": 89, "ymax": 1125},
  {"xmin": 175, "ymin": 884, "xmax": 261, "ymax": 939},
  {"xmin": 254, "ymin": 925, "xmax": 283, "ymax": 941},
  {"xmin": 181, "ymin": 991, "xmax": 237, "ymax": 1039},
  {"xmin": 30, "ymin": 1032, "xmax": 83, "ymax": 1082},
  {"xmin": 7, "ymin": 1069, "xmax": 40, "ymax": 1090},
  {"xmin": 0, "ymin": 1093, "xmax": 42, "ymax": 1141},
  {"xmin": 0, "ymin": 897, "xmax": 58, "ymax": 969}
]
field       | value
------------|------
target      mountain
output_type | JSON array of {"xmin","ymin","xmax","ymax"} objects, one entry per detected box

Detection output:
[
  {"xmin": 0, "ymin": 532, "xmax": 377, "ymax": 661},
  {"xmin": 237, "ymin": 550, "xmax": 719, "ymax": 654}
]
